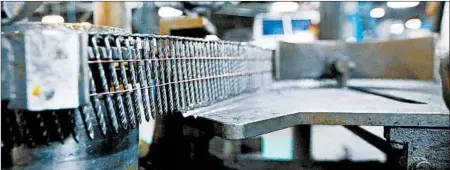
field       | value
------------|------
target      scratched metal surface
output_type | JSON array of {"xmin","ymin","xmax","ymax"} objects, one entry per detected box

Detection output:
[{"xmin": 184, "ymin": 79, "xmax": 449, "ymax": 140}]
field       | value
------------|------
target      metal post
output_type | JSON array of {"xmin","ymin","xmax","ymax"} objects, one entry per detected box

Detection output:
[
  {"xmin": 67, "ymin": 2, "xmax": 76, "ymax": 23},
  {"xmin": 319, "ymin": 2, "xmax": 345, "ymax": 40},
  {"xmin": 292, "ymin": 125, "xmax": 311, "ymax": 162}
]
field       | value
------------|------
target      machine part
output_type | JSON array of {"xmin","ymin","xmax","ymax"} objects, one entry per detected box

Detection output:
[
  {"xmin": 292, "ymin": 125, "xmax": 311, "ymax": 162},
  {"xmin": 409, "ymin": 157, "xmax": 433, "ymax": 170},
  {"xmin": 183, "ymin": 79, "xmax": 449, "ymax": 140},
  {"xmin": 1, "ymin": 23, "xmax": 141, "ymax": 170},
  {"xmin": 440, "ymin": 52, "xmax": 450, "ymax": 110},
  {"xmin": 0, "ymin": 23, "xmax": 123, "ymax": 109},
  {"xmin": 1, "ymin": 106, "xmax": 139, "ymax": 170},
  {"xmin": 344, "ymin": 126, "xmax": 397, "ymax": 156},
  {"xmin": 2, "ymin": 25, "xmax": 88, "ymax": 111},
  {"xmin": 1, "ymin": 36, "xmax": 14, "ymax": 100},
  {"xmin": 385, "ymin": 127, "xmax": 449, "ymax": 170},
  {"xmin": 344, "ymin": 125, "xmax": 406, "ymax": 169},
  {"xmin": 331, "ymin": 59, "xmax": 349, "ymax": 88},
  {"xmin": 33, "ymin": 32, "xmax": 271, "ymax": 135},
  {"xmin": 321, "ymin": 55, "xmax": 353, "ymax": 88},
  {"xmin": 276, "ymin": 37, "xmax": 436, "ymax": 81},
  {"xmin": 143, "ymin": 113, "xmax": 234, "ymax": 170}
]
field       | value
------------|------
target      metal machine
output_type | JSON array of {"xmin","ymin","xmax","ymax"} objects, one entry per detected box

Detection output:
[
  {"xmin": 1, "ymin": 21, "xmax": 272, "ymax": 169},
  {"xmin": 1, "ymin": 3, "xmax": 449, "ymax": 170}
]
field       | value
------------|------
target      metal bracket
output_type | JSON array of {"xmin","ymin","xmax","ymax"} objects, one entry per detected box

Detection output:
[{"xmin": 1, "ymin": 26, "xmax": 89, "ymax": 111}]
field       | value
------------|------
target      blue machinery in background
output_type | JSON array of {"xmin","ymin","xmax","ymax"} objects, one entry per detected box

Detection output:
[{"xmin": 346, "ymin": 2, "xmax": 379, "ymax": 42}]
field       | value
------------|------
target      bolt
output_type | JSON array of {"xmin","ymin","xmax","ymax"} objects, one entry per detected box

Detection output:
[
  {"xmin": 44, "ymin": 89, "xmax": 55, "ymax": 100},
  {"xmin": 410, "ymin": 157, "xmax": 433, "ymax": 170}
]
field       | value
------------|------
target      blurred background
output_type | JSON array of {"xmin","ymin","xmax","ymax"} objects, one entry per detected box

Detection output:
[
  {"xmin": 2, "ymin": 2, "xmax": 447, "ymax": 44},
  {"xmin": 2, "ymin": 1, "xmax": 448, "ymax": 169}
]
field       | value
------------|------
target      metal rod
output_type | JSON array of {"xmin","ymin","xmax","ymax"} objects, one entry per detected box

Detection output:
[{"xmin": 344, "ymin": 126, "xmax": 396, "ymax": 155}]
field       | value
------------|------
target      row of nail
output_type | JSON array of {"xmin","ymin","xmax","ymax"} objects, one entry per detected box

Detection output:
[
  {"xmin": 1, "ymin": 34, "xmax": 274, "ymax": 143},
  {"xmin": 80, "ymin": 34, "xmax": 274, "ymax": 139},
  {"xmin": 1, "ymin": 100, "xmax": 78, "ymax": 148}
]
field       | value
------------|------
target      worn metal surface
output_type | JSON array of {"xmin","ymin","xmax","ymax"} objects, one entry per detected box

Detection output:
[
  {"xmin": 386, "ymin": 127, "xmax": 450, "ymax": 170},
  {"xmin": 3, "ymin": 131, "xmax": 139, "ymax": 170},
  {"xmin": 184, "ymin": 79, "xmax": 449, "ymax": 139},
  {"xmin": 1, "ymin": 25, "xmax": 88, "ymax": 110}
]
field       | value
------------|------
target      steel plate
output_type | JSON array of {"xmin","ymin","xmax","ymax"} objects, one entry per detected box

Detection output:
[{"xmin": 184, "ymin": 79, "xmax": 449, "ymax": 140}]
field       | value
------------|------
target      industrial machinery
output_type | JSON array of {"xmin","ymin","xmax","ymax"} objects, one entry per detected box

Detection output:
[
  {"xmin": 1, "ymin": 21, "xmax": 272, "ymax": 169},
  {"xmin": 1, "ymin": 3, "xmax": 449, "ymax": 170}
]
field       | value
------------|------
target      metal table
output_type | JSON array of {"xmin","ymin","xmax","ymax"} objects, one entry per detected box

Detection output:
[
  {"xmin": 182, "ymin": 79, "xmax": 449, "ymax": 169},
  {"xmin": 184, "ymin": 79, "xmax": 448, "ymax": 139}
]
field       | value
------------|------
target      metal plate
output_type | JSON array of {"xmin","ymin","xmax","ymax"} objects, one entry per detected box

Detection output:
[
  {"xmin": 184, "ymin": 79, "xmax": 449, "ymax": 140},
  {"xmin": 276, "ymin": 37, "xmax": 436, "ymax": 81}
]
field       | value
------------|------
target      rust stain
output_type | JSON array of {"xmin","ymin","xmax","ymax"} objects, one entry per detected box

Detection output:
[{"xmin": 307, "ymin": 113, "xmax": 349, "ymax": 125}]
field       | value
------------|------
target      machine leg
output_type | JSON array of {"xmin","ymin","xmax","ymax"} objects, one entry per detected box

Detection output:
[
  {"xmin": 145, "ymin": 113, "xmax": 234, "ymax": 170},
  {"xmin": 293, "ymin": 125, "xmax": 311, "ymax": 162},
  {"xmin": 385, "ymin": 127, "xmax": 450, "ymax": 170}
]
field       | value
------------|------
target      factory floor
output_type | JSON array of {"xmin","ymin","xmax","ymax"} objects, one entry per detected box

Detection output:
[
  {"xmin": 210, "ymin": 125, "xmax": 388, "ymax": 170},
  {"xmin": 231, "ymin": 125, "xmax": 385, "ymax": 162}
]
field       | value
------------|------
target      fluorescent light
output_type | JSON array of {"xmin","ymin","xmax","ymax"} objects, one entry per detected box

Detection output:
[
  {"xmin": 41, "ymin": 15, "xmax": 64, "ymax": 24},
  {"xmin": 390, "ymin": 23, "xmax": 405, "ymax": 35},
  {"xmin": 387, "ymin": 2, "xmax": 420, "ymax": 9},
  {"xmin": 158, "ymin": 6, "xmax": 183, "ymax": 18},
  {"xmin": 370, "ymin": 8, "xmax": 385, "ymax": 18},
  {"xmin": 271, "ymin": 2, "xmax": 299, "ymax": 13},
  {"xmin": 405, "ymin": 18, "xmax": 422, "ymax": 29}
]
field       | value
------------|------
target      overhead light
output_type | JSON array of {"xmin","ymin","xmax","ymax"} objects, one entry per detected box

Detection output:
[
  {"xmin": 271, "ymin": 2, "xmax": 299, "ymax": 13},
  {"xmin": 387, "ymin": 2, "xmax": 420, "ymax": 9},
  {"xmin": 158, "ymin": 6, "xmax": 183, "ymax": 18},
  {"xmin": 80, "ymin": 22, "xmax": 92, "ymax": 26},
  {"xmin": 308, "ymin": 10, "xmax": 321, "ymax": 24},
  {"xmin": 405, "ymin": 18, "xmax": 422, "ymax": 29},
  {"xmin": 346, "ymin": 37, "xmax": 357, "ymax": 42},
  {"xmin": 390, "ymin": 23, "xmax": 405, "ymax": 35},
  {"xmin": 205, "ymin": 35, "xmax": 220, "ymax": 41},
  {"xmin": 370, "ymin": 8, "xmax": 385, "ymax": 18},
  {"xmin": 41, "ymin": 15, "xmax": 64, "ymax": 24}
]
